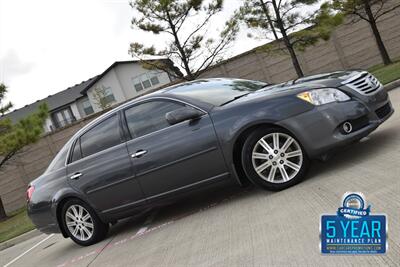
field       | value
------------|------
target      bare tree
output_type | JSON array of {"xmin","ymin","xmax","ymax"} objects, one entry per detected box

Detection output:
[
  {"xmin": 92, "ymin": 86, "xmax": 113, "ymax": 110},
  {"xmin": 237, "ymin": 0, "xmax": 342, "ymax": 77},
  {"xmin": 129, "ymin": 0, "xmax": 239, "ymax": 80},
  {"xmin": 330, "ymin": 0, "xmax": 400, "ymax": 65}
]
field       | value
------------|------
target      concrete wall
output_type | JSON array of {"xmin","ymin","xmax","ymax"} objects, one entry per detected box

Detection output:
[
  {"xmin": 0, "ymin": 117, "xmax": 96, "ymax": 214},
  {"xmin": 1, "ymin": 7, "xmax": 400, "ymax": 214},
  {"xmin": 199, "ymin": 7, "xmax": 400, "ymax": 83}
]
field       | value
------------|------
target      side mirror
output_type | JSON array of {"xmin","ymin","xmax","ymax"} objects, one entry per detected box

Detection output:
[{"xmin": 165, "ymin": 107, "xmax": 203, "ymax": 125}]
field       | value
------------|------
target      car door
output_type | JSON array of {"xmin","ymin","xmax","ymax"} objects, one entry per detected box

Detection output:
[
  {"xmin": 67, "ymin": 113, "xmax": 145, "ymax": 214},
  {"xmin": 123, "ymin": 98, "xmax": 229, "ymax": 200}
]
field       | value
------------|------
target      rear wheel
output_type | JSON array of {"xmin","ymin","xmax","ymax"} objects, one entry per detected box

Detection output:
[
  {"xmin": 61, "ymin": 199, "xmax": 108, "ymax": 246},
  {"xmin": 241, "ymin": 127, "xmax": 309, "ymax": 191}
]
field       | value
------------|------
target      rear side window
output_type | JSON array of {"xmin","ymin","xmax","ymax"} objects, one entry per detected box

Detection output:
[
  {"xmin": 80, "ymin": 115, "xmax": 121, "ymax": 158},
  {"xmin": 70, "ymin": 140, "xmax": 82, "ymax": 163},
  {"xmin": 124, "ymin": 100, "xmax": 184, "ymax": 139},
  {"xmin": 45, "ymin": 143, "xmax": 69, "ymax": 173}
]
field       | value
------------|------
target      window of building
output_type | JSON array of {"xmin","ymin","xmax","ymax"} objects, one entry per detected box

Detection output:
[
  {"xmin": 124, "ymin": 100, "xmax": 185, "ymax": 139},
  {"xmin": 82, "ymin": 98, "xmax": 94, "ymax": 115},
  {"xmin": 51, "ymin": 107, "xmax": 76, "ymax": 129},
  {"xmin": 80, "ymin": 115, "xmax": 121, "ymax": 157},
  {"xmin": 150, "ymin": 76, "xmax": 160, "ymax": 85},
  {"xmin": 142, "ymin": 79, "xmax": 151, "ymax": 89},
  {"xmin": 132, "ymin": 71, "xmax": 161, "ymax": 92},
  {"xmin": 102, "ymin": 87, "xmax": 116, "ymax": 104},
  {"xmin": 133, "ymin": 80, "xmax": 143, "ymax": 91}
]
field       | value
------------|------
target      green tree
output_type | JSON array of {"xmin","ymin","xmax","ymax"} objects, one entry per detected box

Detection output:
[
  {"xmin": 129, "ymin": 0, "xmax": 239, "ymax": 80},
  {"xmin": 0, "ymin": 83, "xmax": 48, "ymax": 219},
  {"xmin": 0, "ymin": 84, "xmax": 48, "ymax": 170},
  {"xmin": 0, "ymin": 83, "xmax": 13, "ymax": 115},
  {"xmin": 237, "ymin": 0, "xmax": 342, "ymax": 78},
  {"xmin": 329, "ymin": 0, "xmax": 400, "ymax": 65}
]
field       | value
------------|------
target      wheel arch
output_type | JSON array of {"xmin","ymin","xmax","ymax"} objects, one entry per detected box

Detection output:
[
  {"xmin": 231, "ymin": 122, "xmax": 309, "ymax": 188},
  {"xmin": 231, "ymin": 122, "xmax": 286, "ymax": 186},
  {"xmin": 54, "ymin": 194, "xmax": 100, "ymax": 238}
]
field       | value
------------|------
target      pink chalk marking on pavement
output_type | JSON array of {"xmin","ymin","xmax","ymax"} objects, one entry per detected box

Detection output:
[{"xmin": 55, "ymin": 190, "xmax": 248, "ymax": 267}]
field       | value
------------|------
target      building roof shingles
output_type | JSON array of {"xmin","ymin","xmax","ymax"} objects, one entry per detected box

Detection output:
[
  {"xmin": 1, "ymin": 58, "xmax": 175, "ymax": 123},
  {"xmin": 1, "ymin": 76, "xmax": 97, "ymax": 123}
]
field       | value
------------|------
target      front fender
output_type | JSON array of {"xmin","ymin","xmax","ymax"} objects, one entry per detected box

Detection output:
[{"xmin": 211, "ymin": 96, "xmax": 313, "ymax": 161}]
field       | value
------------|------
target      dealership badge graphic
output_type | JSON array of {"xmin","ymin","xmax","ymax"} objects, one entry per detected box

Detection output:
[{"xmin": 320, "ymin": 192, "xmax": 387, "ymax": 254}]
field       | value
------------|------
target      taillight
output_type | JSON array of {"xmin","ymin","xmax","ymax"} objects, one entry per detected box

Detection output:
[{"xmin": 27, "ymin": 186, "xmax": 35, "ymax": 202}]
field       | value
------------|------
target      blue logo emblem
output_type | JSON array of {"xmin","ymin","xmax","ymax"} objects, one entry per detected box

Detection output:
[
  {"xmin": 337, "ymin": 193, "xmax": 371, "ymax": 218},
  {"xmin": 320, "ymin": 192, "xmax": 387, "ymax": 254}
]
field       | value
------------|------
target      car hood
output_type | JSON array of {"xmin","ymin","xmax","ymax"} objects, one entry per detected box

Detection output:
[{"xmin": 226, "ymin": 70, "xmax": 362, "ymax": 105}]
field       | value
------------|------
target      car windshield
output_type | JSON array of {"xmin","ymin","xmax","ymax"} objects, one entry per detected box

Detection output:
[{"xmin": 167, "ymin": 79, "xmax": 268, "ymax": 106}]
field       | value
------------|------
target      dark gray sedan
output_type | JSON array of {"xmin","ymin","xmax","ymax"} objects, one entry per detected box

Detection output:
[{"xmin": 27, "ymin": 71, "xmax": 393, "ymax": 245}]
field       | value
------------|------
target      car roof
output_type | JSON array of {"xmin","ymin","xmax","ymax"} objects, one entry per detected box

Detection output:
[{"xmin": 70, "ymin": 78, "xmax": 265, "ymax": 141}]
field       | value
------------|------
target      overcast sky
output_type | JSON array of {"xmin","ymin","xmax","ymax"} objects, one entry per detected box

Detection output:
[{"xmin": 0, "ymin": 0, "xmax": 266, "ymax": 110}]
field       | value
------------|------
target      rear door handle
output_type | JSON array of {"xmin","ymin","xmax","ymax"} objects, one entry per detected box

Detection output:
[
  {"xmin": 131, "ymin": 150, "xmax": 147, "ymax": 158},
  {"xmin": 70, "ymin": 172, "xmax": 82, "ymax": 180}
]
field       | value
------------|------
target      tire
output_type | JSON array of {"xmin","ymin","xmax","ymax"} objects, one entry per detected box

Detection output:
[
  {"xmin": 241, "ymin": 127, "xmax": 309, "ymax": 191},
  {"xmin": 61, "ymin": 199, "xmax": 109, "ymax": 246}
]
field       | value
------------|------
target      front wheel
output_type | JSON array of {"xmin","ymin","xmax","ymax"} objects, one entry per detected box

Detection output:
[
  {"xmin": 241, "ymin": 127, "xmax": 309, "ymax": 191},
  {"xmin": 61, "ymin": 199, "xmax": 109, "ymax": 246}
]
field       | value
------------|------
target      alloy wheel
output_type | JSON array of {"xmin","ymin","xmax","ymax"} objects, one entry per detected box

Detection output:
[
  {"xmin": 65, "ymin": 204, "xmax": 94, "ymax": 241},
  {"xmin": 251, "ymin": 132, "xmax": 303, "ymax": 183}
]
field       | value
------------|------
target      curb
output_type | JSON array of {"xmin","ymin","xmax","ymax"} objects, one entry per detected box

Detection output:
[
  {"xmin": 0, "ymin": 229, "xmax": 42, "ymax": 251},
  {"xmin": 384, "ymin": 79, "xmax": 400, "ymax": 91}
]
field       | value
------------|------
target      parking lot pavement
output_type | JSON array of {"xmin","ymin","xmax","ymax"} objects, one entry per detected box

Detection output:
[{"xmin": 1, "ymin": 88, "xmax": 400, "ymax": 267}]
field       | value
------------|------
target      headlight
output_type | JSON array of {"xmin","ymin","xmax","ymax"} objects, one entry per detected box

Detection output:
[{"xmin": 297, "ymin": 88, "xmax": 350, "ymax": 106}]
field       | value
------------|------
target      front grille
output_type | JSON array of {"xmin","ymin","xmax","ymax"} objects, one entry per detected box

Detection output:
[
  {"xmin": 341, "ymin": 71, "xmax": 382, "ymax": 96},
  {"xmin": 375, "ymin": 103, "xmax": 391, "ymax": 119}
]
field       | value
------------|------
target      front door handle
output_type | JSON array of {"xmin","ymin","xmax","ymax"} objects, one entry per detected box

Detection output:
[
  {"xmin": 70, "ymin": 172, "xmax": 82, "ymax": 180},
  {"xmin": 131, "ymin": 150, "xmax": 147, "ymax": 158}
]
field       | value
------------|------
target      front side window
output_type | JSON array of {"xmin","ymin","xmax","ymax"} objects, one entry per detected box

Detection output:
[
  {"xmin": 124, "ymin": 100, "xmax": 184, "ymax": 138},
  {"xmin": 80, "ymin": 115, "xmax": 121, "ymax": 157}
]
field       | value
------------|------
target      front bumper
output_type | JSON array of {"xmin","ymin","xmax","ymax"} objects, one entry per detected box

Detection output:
[{"xmin": 278, "ymin": 92, "xmax": 394, "ymax": 159}]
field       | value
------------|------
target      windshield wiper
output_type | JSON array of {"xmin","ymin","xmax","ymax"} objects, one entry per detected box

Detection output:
[
  {"xmin": 261, "ymin": 83, "xmax": 275, "ymax": 88},
  {"xmin": 220, "ymin": 93, "xmax": 250, "ymax": 106}
]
